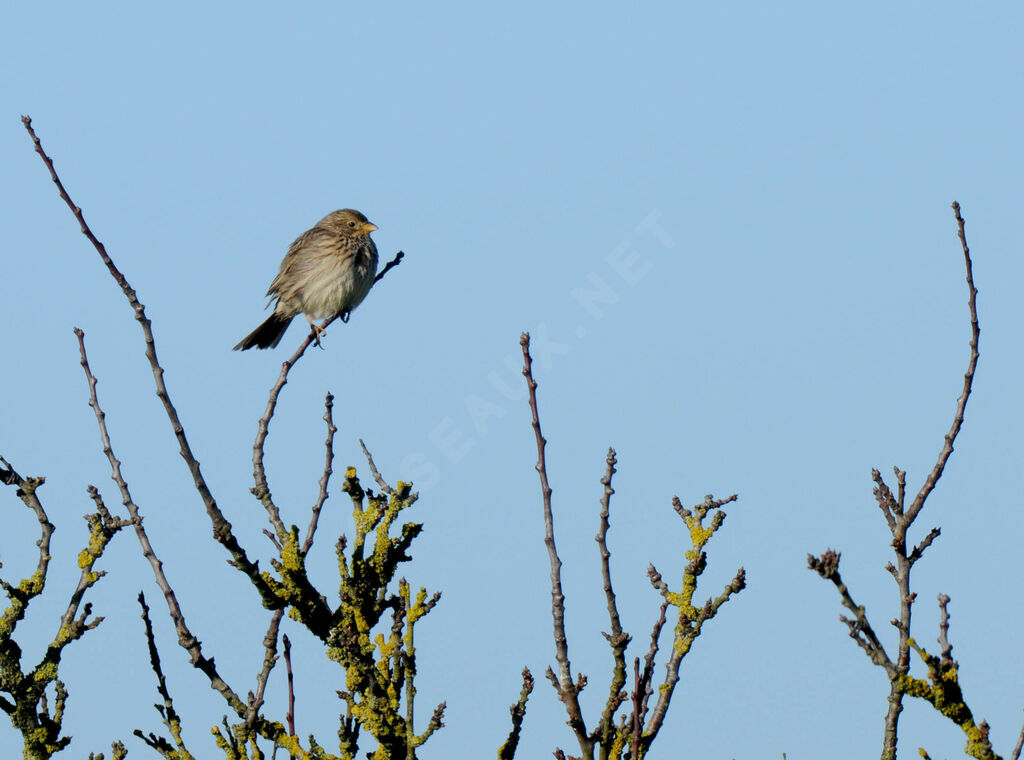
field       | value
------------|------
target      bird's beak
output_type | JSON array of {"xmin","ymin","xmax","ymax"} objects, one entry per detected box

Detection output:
[{"xmin": 361, "ymin": 222, "xmax": 378, "ymax": 234}]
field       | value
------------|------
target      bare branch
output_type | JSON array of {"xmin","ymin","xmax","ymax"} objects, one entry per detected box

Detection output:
[
  {"xmin": 283, "ymin": 634, "xmax": 295, "ymax": 737},
  {"xmin": 1011, "ymin": 714, "xmax": 1024, "ymax": 760},
  {"xmin": 360, "ymin": 439, "xmax": 395, "ymax": 494},
  {"xmin": 520, "ymin": 333, "xmax": 590, "ymax": 755},
  {"xmin": 136, "ymin": 592, "xmax": 193, "ymax": 758},
  {"xmin": 244, "ymin": 609, "xmax": 285, "ymax": 731},
  {"xmin": 908, "ymin": 527, "xmax": 941, "ymax": 565},
  {"xmin": 22, "ymin": 116, "xmax": 272, "ymax": 599},
  {"xmin": 811, "ymin": 204, "xmax": 983, "ymax": 760},
  {"xmin": 74, "ymin": 328, "xmax": 250, "ymax": 715},
  {"xmin": 595, "ymin": 448, "xmax": 630, "ymax": 744},
  {"xmin": 808, "ymin": 550, "xmax": 894, "ymax": 675},
  {"xmin": 936, "ymin": 593, "xmax": 953, "ymax": 662},
  {"xmin": 905, "ymin": 201, "xmax": 980, "ymax": 522},
  {"xmin": 630, "ymin": 658, "xmax": 641, "ymax": 760},
  {"xmin": 302, "ymin": 393, "xmax": 337, "ymax": 556},
  {"xmin": 373, "ymin": 250, "xmax": 405, "ymax": 285}
]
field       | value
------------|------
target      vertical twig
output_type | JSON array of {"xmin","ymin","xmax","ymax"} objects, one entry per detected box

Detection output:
[
  {"xmin": 630, "ymin": 658, "xmax": 641, "ymax": 760},
  {"xmin": 497, "ymin": 668, "xmax": 534, "ymax": 760},
  {"xmin": 302, "ymin": 393, "xmax": 337, "ymax": 555},
  {"xmin": 136, "ymin": 592, "xmax": 193, "ymax": 757},
  {"xmin": 520, "ymin": 333, "xmax": 591, "ymax": 758},
  {"xmin": 884, "ymin": 202, "xmax": 981, "ymax": 759},
  {"xmin": 244, "ymin": 609, "xmax": 285, "ymax": 731},
  {"xmin": 596, "ymin": 448, "xmax": 630, "ymax": 748},
  {"xmin": 283, "ymin": 634, "xmax": 295, "ymax": 737}
]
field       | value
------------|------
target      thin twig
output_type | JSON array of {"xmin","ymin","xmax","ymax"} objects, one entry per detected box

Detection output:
[
  {"xmin": 630, "ymin": 658, "xmax": 641, "ymax": 760},
  {"xmin": 1011, "ymin": 714, "xmax": 1024, "ymax": 760},
  {"xmin": 936, "ymin": 594, "xmax": 953, "ymax": 661},
  {"xmin": 60, "ymin": 484, "xmax": 131, "ymax": 634},
  {"xmin": 283, "ymin": 634, "xmax": 296, "ymax": 736},
  {"xmin": 596, "ymin": 448, "xmax": 624, "ymax": 641},
  {"xmin": 74, "ymin": 328, "xmax": 249, "ymax": 715},
  {"xmin": 638, "ymin": 600, "xmax": 668, "ymax": 730},
  {"xmin": 807, "ymin": 550, "xmax": 894, "ymax": 674},
  {"xmin": 520, "ymin": 332, "xmax": 590, "ymax": 754},
  {"xmin": 595, "ymin": 448, "xmax": 630, "ymax": 744},
  {"xmin": 302, "ymin": 393, "xmax": 337, "ymax": 555},
  {"xmin": 360, "ymin": 439, "xmax": 394, "ymax": 494},
  {"xmin": 905, "ymin": 201, "xmax": 980, "ymax": 522},
  {"xmin": 0, "ymin": 456, "xmax": 53, "ymax": 593},
  {"xmin": 497, "ymin": 668, "xmax": 534, "ymax": 760},
  {"xmin": 373, "ymin": 250, "xmax": 405, "ymax": 285},
  {"xmin": 245, "ymin": 609, "xmax": 285, "ymax": 731},
  {"xmin": 137, "ymin": 592, "xmax": 191, "ymax": 756}
]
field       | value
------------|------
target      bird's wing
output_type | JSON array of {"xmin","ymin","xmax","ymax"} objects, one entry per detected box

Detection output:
[{"xmin": 265, "ymin": 225, "xmax": 333, "ymax": 298}]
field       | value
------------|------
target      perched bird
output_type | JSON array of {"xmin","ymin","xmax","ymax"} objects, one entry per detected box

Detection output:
[{"xmin": 234, "ymin": 209, "xmax": 379, "ymax": 350}]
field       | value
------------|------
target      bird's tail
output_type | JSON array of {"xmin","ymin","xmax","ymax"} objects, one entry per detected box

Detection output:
[{"xmin": 233, "ymin": 313, "xmax": 293, "ymax": 351}]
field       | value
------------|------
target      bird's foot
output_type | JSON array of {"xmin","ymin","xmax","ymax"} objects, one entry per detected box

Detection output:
[{"xmin": 310, "ymin": 321, "xmax": 327, "ymax": 348}]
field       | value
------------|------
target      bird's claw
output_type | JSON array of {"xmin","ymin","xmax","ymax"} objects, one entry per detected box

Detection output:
[{"xmin": 312, "ymin": 322, "xmax": 327, "ymax": 348}]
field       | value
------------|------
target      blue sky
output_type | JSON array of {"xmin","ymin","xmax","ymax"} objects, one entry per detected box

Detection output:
[{"xmin": 2, "ymin": 4, "xmax": 1023, "ymax": 758}]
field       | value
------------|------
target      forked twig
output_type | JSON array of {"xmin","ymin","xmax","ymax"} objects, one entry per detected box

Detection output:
[{"xmin": 810, "ymin": 203, "xmax": 983, "ymax": 760}]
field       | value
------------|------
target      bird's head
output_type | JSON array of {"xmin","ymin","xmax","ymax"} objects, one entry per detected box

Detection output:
[{"xmin": 324, "ymin": 209, "xmax": 378, "ymax": 237}]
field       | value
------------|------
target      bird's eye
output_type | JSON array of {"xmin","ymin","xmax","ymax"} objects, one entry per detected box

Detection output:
[{"xmin": 348, "ymin": 221, "xmax": 356, "ymax": 228}]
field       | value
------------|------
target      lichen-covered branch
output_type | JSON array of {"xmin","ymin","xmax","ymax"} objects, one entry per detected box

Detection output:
[
  {"xmin": 0, "ymin": 455, "xmax": 128, "ymax": 759},
  {"xmin": 497, "ymin": 668, "xmax": 534, "ymax": 760},
  {"xmin": 22, "ymin": 116, "xmax": 428, "ymax": 759},
  {"xmin": 898, "ymin": 596, "xmax": 1000, "ymax": 760},
  {"xmin": 644, "ymin": 494, "xmax": 745, "ymax": 749}
]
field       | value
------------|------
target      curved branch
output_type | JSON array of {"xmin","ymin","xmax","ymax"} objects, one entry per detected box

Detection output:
[
  {"xmin": 906, "ymin": 201, "xmax": 980, "ymax": 521},
  {"xmin": 22, "ymin": 116, "xmax": 270, "ymax": 596}
]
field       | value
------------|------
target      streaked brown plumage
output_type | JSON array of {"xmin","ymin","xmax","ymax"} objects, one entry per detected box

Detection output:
[{"xmin": 234, "ymin": 209, "xmax": 379, "ymax": 350}]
